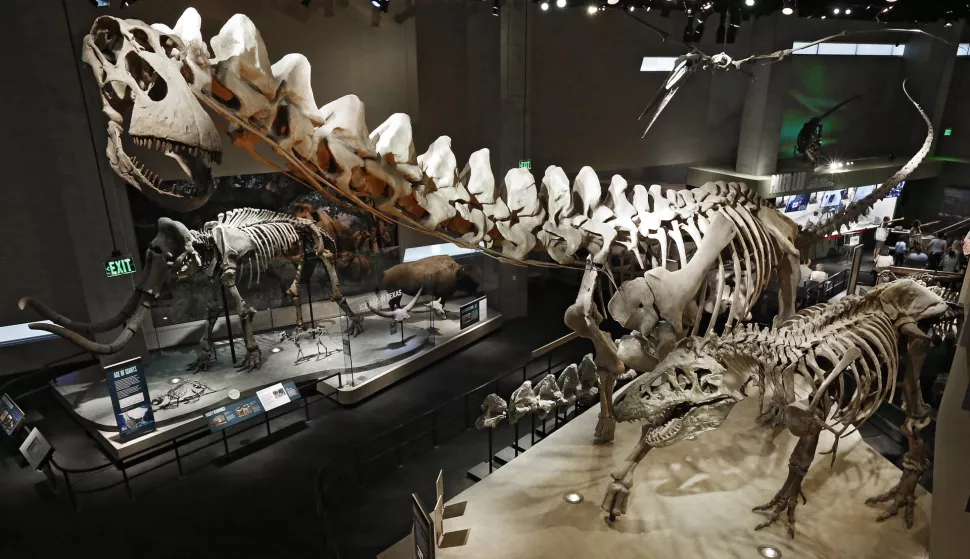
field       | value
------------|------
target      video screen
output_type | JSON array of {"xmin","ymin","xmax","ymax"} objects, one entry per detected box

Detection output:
[
  {"xmin": 785, "ymin": 194, "xmax": 809, "ymax": 212},
  {"xmin": 768, "ymin": 182, "xmax": 904, "ymax": 234}
]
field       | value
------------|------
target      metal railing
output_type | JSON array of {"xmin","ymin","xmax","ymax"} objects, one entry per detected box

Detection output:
[
  {"xmin": 33, "ymin": 368, "xmax": 347, "ymax": 512},
  {"xmin": 313, "ymin": 332, "xmax": 590, "ymax": 558}
]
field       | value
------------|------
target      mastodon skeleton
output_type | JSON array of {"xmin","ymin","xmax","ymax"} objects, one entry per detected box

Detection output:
[
  {"xmin": 606, "ymin": 279, "xmax": 956, "ymax": 537},
  {"xmin": 23, "ymin": 9, "xmax": 932, "ymax": 436},
  {"xmin": 22, "ymin": 208, "xmax": 364, "ymax": 372}
]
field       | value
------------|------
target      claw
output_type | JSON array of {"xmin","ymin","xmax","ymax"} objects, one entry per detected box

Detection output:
[
  {"xmin": 187, "ymin": 352, "xmax": 215, "ymax": 372},
  {"xmin": 601, "ymin": 478, "xmax": 631, "ymax": 520},
  {"xmin": 346, "ymin": 317, "xmax": 364, "ymax": 337}
]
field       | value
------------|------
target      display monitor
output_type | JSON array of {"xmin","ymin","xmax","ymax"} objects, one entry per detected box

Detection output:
[{"xmin": 785, "ymin": 194, "xmax": 810, "ymax": 212}]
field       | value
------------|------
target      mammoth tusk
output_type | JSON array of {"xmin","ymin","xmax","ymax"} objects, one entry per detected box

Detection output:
[
  {"xmin": 28, "ymin": 302, "xmax": 151, "ymax": 355},
  {"xmin": 19, "ymin": 291, "xmax": 147, "ymax": 335}
]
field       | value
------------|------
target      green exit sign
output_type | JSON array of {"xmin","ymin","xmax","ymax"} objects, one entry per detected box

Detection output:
[
  {"xmin": 104, "ymin": 256, "xmax": 136, "ymax": 278},
  {"xmin": 944, "ymin": 128, "xmax": 953, "ymax": 136},
  {"xmin": 519, "ymin": 160, "xmax": 531, "ymax": 169}
]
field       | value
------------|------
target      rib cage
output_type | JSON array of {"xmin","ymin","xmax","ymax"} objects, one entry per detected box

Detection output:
[{"xmin": 702, "ymin": 290, "xmax": 906, "ymax": 427}]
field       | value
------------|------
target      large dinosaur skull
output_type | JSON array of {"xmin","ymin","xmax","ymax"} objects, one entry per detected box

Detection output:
[
  {"xmin": 82, "ymin": 10, "xmax": 221, "ymax": 211},
  {"xmin": 613, "ymin": 343, "xmax": 748, "ymax": 447},
  {"xmin": 871, "ymin": 279, "xmax": 951, "ymax": 336}
]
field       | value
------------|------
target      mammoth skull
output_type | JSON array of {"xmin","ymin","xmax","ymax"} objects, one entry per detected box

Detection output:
[{"xmin": 82, "ymin": 9, "xmax": 221, "ymax": 211}]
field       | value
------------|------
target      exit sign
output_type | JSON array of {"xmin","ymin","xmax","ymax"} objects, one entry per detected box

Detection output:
[
  {"xmin": 104, "ymin": 256, "xmax": 136, "ymax": 278},
  {"xmin": 518, "ymin": 160, "xmax": 531, "ymax": 169},
  {"xmin": 945, "ymin": 128, "xmax": 953, "ymax": 136}
]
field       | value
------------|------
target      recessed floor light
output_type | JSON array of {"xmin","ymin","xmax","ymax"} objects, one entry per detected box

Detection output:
[
  {"xmin": 758, "ymin": 545, "xmax": 782, "ymax": 559},
  {"xmin": 271, "ymin": 347, "xmax": 282, "ymax": 353},
  {"xmin": 169, "ymin": 377, "xmax": 182, "ymax": 384},
  {"xmin": 563, "ymin": 491, "xmax": 584, "ymax": 504}
]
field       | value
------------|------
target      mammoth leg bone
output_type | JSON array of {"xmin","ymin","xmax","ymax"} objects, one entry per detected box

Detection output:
[
  {"xmin": 319, "ymin": 251, "xmax": 364, "ymax": 337},
  {"xmin": 288, "ymin": 257, "xmax": 306, "ymax": 329},
  {"xmin": 188, "ymin": 278, "xmax": 222, "ymax": 372},
  {"xmin": 222, "ymin": 271, "xmax": 262, "ymax": 372},
  {"xmin": 866, "ymin": 335, "xmax": 930, "ymax": 528}
]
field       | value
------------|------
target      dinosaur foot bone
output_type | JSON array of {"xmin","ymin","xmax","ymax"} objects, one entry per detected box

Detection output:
[
  {"xmin": 594, "ymin": 415, "xmax": 616, "ymax": 442},
  {"xmin": 752, "ymin": 463, "xmax": 809, "ymax": 539},
  {"xmin": 865, "ymin": 465, "xmax": 924, "ymax": 528},
  {"xmin": 235, "ymin": 347, "xmax": 263, "ymax": 372},
  {"xmin": 345, "ymin": 316, "xmax": 365, "ymax": 337},
  {"xmin": 601, "ymin": 473, "xmax": 633, "ymax": 521}
]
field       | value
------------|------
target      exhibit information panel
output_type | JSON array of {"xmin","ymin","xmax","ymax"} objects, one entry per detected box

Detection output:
[
  {"xmin": 412, "ymin": 494, "xmax": 435, "ymax": 559},
  {"xmin": 0, "ymin": 393, "xmax": 25, "ymax": 436},
  {"xmin": 205, "ymin": 381, "xmax": 300, "ymax": 432},
  {"xmin": 105, "ymin": 357, "xmax": 155, "ymax": 439},
  {"xmin": 460, "ymin": 297, "xmax": 487, "ymax": 330}
]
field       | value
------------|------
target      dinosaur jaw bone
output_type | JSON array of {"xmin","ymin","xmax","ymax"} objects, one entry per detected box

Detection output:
[{"xmin": 84, "ymin": 13, "xmax": 222, "ymax": 211}]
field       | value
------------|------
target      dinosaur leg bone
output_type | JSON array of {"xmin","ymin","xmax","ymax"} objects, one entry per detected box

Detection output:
[
  {"xmin": 288, "ymin": 258, "xmax": 306, "ymax": 329},
  {"xmin": 865, "ymin": 336, "xmax": 930, "ymax": 528},
  {"xmin": 602, "ymin": 424, "xmax": 653, "ymax": 521},
  {"xmin": 753, "ymin": 427, "xmax": 822, "ymax": 539}
]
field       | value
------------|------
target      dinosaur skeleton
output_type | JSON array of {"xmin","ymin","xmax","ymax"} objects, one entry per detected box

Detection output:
[
  {"xmin": 151, "ymin": 379, "xmax": 214, "ymax": 410},
  {"xmin": 22, "ymin": 208, "xmax": 364, "ymax": 371},
  {"xmin": 604, "ymin": 279, "xmax": 955, "ymax": 537},
  {"xmin": 29, "ymin": 9, "xmax": 936, "ymax": 447},
  {"xmin": 795, "ymin": 94, "xmax": 862, "ymax": 165},
  {"xmin": 278, "ymin": 323, "xmax": 340, "ymax": 364}
]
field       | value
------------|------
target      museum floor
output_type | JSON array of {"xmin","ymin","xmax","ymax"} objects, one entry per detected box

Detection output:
[{"xmin": 0, "ymin": 273, "xmax": 932, "ymax": 558}]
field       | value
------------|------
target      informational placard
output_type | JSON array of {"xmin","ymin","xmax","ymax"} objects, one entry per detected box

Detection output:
[
  {"xmin": 342, "ymin": 335, "xmax": 352, "ymax": 357},
  {"xmin": 105, "ymin": 358, "xmax": 155, "ymax": 439},
  {"xmin": 0, "ymin": 393, "xmax": 26, "ymax": 436},
  {"xmin": 205, "ymin": 381, "xmax": 300, "ymax": 433},
  {"xmin": 205, "ymin": 396, "xmax": 263, "ymax": 432},
  {"xmin": 104, "ymin": 255, "xmax": 136, "ymax": 278},
  {"xmin": 460, "ymin": 297, "xmax": 487, "ymax": 330},
  {"xmin": 390, "ymin": 322, "xmax": 398, "ymax": 336},
  {"xmin": 412, "ymin": 494, "xmax": 435, "ymax": 559},
  {"xmin": 19, "ymin": 428, "xmax": 53, "ymax": 470}
]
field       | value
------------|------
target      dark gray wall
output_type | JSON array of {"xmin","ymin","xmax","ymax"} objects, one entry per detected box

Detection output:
[{"xmin": 938, "ymin": 60, "xmax": 970, "ymax": 159}]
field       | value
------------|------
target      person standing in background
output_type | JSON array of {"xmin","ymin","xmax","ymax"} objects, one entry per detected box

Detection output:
[
  {"xmin": 810, "ymin": 263, "xmax": 829, "ymax": 283},
  {"xmin": 941, "ymin": 248, "xmax": 961, "ymax": 273},
  {"xmin": 928, "ymin": 232, "xmax": 948, "ymax": 269},
  {"xmin": 873, "ymin": 216, "xmax": 890, "ymax": 261},
  {"xmin": 904, "ymin": 244, "xmax": 929, "ymax": 268},
  {"xmin": 894, "ymin": 238, "xmax": 907, "ymax": 266},
  {"xmin": 875, "ymin": 247, "xmax": 894, "ymax": 273},
  {"xmin": 909, "ymin": 220, "xmax": 922, "ymax": 248}
]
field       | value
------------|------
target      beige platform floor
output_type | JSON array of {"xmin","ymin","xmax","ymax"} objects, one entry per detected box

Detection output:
[{"xmin": 386, "ymin": 393, "xmax": 930, "ymax": 559}]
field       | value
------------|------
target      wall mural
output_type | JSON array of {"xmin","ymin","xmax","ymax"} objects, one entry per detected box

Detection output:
[{"xmin": 128, "ymin": 172, "xmax": 399, "ymax": 327}]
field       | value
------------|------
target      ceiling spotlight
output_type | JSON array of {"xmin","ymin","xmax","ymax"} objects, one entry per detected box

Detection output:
[
  {"xmin": 89, "ymin": 0, "xmax": 111, "ymax": 6},
  {"xmin": 371, "ymin": 0, "xmax": 389, "ymax": 12},
  {"xmin": 821, "ymin": 15, "xmax": 826, "ymax": 19},
  {"xmin": 607, "ymin": 0, "xmax": 619, "ymax": 4},
  {"xmin": 120, "ymin": 0, "xmax": 139, "ymax": 7},
  {"xmin": 845, "ymin": 8, "xmax": 851, "ymax": 14},
  {"xmin": 833, "ymin": 7, "xmax": 840, "ymax": 14},
  {"xmin": 557, "ymin": 0, "xmax": 566, "ymax": 7},
  {"xmin": 945, "ymin": 20, "xmax": 953, "ymax": 27},
  {"xmin": 492, "ymin": 0, "xmax": 499, "ymax": 16},
  {"xmin": 540, "ymin": 1, "xmax": 549, "ymax": 10},
  {"xmin": 587, "ymin": 4, "xmax": 598, "ymax": 14},
  {"xmin": 628, "ymin": 4, "xmax": 634, "ymax": 11},
  {"xmin": 782, "ymin": 7, "xmax": 793, "ymax": 14},
  {"xmin": 745, "ymin": 0, "xmax": 754, "ymax": 5}
]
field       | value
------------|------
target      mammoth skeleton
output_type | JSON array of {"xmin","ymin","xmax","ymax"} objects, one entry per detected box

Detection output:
[{"xmin": 22, "ymin": 209, "xmax": 363, "ymax": 371}]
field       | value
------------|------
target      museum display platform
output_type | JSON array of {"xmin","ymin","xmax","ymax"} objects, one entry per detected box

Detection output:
[
  {"xmin": 52, "ymin": 293, "xmax": 500, "ymax": 459},
  {"xmin": 381, "ymin": 390, "xmax": 931, "ymax": 559}
]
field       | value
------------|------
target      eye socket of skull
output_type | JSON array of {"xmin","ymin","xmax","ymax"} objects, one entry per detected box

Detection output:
[
  {"xmin": 130, "ymin": 28, "xmax": 155, "ymax": 52},
  {"xmin": 124, "ymin": 52, "xmax": 169, "ymax": 102}
]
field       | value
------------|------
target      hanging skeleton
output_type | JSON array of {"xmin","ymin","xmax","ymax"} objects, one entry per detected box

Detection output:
[
  {"xmin": 795, "ymin": 95, "xmax": 862, "ymax": 165},
  {"xmin": 22, "ymin": 208, "xmax": 364, "ymax": 372}
]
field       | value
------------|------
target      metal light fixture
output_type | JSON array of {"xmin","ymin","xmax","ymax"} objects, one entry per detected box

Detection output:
[
  {"xmin": 845, "ymin": 8, "xmax": 851, "ymax": 14},
  {"xmin": 628, "ymin": 4, "xmax": 634, "ymax": 10},
  {"xmin": 540, "ymin": 1, "xmax": 549, "ymax": 10},
  {"xmin": 833, "ymin": 7, "xmax": 840, "ymax": 14},
  {"xmin": 492, "ymin": 0, "xmax": 499, "ymax": 16},
  {"xmin": 758, "ymin": 545, "xmax": 782, "ymax": 559},
  {"xmin": 169, "ymin": 377, "xmax": 183, "ymax": 384},
  {"xmin": 557, "ymin": 0, "xmax": 567, "ymax": 7},
  {"xmin": 587, "ymin": 4, "xmax": 598, "ymax": 14},
  {"xmin": 745, "ymin": 0, "xmax": 754, "ymax": 5},
  {"xmin": 781, "ymin": 0, "xmax": 794, "ymax": 15},
  {"xmin": 372, "ymin": 0, "xmax": 389, "ymax": 12},
  {"xmin": 563, "ymin": 491, "xmax": 584, "ymax": 504}
]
